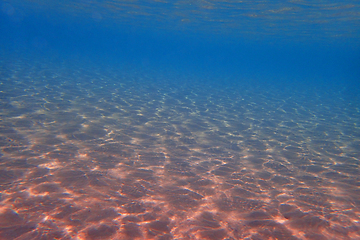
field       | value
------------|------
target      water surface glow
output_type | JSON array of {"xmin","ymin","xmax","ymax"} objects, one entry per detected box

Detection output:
[{"xmin": 2, "ymin": 0, "xmax": 360, "ymax": 39}]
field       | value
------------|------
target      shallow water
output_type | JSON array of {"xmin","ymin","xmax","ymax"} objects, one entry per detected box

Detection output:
[
  {"xmin": 0, "ymin": 54, "xmax": 359, "ymax": 239},
  {"xmin": 1, "ymin": 0, "xmax": 360, "ymax": 239}
]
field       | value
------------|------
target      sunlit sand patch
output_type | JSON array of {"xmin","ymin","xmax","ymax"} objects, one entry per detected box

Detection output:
[{"xmin": 39, "ymin": 161, "xmax": 61, "ymax": 170}]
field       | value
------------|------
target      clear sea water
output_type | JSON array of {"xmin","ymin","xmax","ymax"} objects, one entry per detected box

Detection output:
[{"xmin": 1, "ymin": 1, "xmax": 360, "ymax": 239}]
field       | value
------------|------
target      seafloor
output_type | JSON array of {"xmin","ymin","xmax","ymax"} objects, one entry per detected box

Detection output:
[{"xmin": 0, "ymin": 55, "xmax": 359, "ymax": 240}]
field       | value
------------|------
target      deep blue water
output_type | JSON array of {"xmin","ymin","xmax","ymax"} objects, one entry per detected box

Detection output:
[{"xmin": 1, "ymin": 1, "xmax": 360, "ymax": 239}]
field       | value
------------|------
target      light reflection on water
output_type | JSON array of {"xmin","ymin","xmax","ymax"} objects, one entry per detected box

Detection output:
[
  {"xmin": 2, "ymin": 0, "xmax": 360, "ymax": 39},
  {"xmin": 0, "ymin": 56, "xmax": 359, "ymax": 239}
]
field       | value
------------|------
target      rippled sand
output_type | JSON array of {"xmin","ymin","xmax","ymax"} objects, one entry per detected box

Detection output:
[{"xmin": 0, "ymin": 57, "xmax": 359, "ymax": 240}]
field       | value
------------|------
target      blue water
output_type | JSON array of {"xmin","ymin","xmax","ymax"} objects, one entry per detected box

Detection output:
[{"xmin": 1, "ymin": 1, "xmax": 360, "ymax": 239}]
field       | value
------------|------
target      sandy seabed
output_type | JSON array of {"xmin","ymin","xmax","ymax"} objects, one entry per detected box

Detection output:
[{"xmin": 0, "ymin": 56, "xmax": 359, "ymax": 240}]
